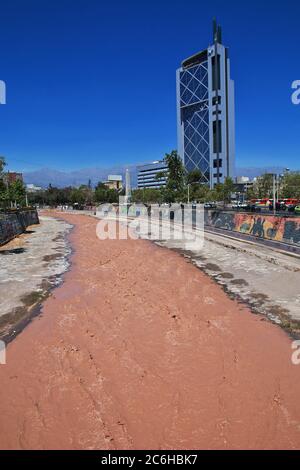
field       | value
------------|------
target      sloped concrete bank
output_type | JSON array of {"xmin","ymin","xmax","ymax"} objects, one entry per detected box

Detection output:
[
  {"xmin": 0, "ymin": 209, "xmax": 39, "ymax": 246},
  {"xmin": 0, "ymin": 215, "xmax": 72, "ymax": 342}
]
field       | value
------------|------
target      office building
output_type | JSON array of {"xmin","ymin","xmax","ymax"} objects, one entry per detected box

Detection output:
[
  {"xmin": 176, "ymin": 20, "xmax": 235, "ymax": 188},
  {"xmin": 137, "ymin": 161, "xmax": 168, "ymax": 189}
]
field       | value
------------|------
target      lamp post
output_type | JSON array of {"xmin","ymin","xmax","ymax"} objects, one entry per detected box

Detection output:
[{"xmin": 273, "ymin": 174, "xmax": 276, "ymax": 215}]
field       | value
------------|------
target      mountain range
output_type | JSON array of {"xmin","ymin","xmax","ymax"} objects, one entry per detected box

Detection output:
[
  {"xmin": 23, "ymin": 165, "xmax": 288, "ymax": 188},
  {"xmin": 23, "ymin": 165, "xmax": 139, "ymax": 188}
]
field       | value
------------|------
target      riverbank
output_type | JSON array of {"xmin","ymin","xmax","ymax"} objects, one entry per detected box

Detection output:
[
  {"xmin": 0, "ymin": 216, "xmax": 72, "ymax": 342},
  {"xmin": 0, "ymin": 212, "xmax": 300, "ymax": 449}
]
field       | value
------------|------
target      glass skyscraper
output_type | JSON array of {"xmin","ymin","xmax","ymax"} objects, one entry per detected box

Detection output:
[{"xmin": 177, "ymin": 21, "xmax": 235, "ymax": 188}]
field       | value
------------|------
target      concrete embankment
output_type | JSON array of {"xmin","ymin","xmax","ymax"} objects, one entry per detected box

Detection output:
[
  {"xmin": 0, "ymin": 209, "xmax": 39, "ymax": 246},
  {"xmin": 0, "ymin": 215, "xmax": 72, "ymax": 342},
  {"xmin": 65, "ymin": 207, "xmax": 300, "ymax": 248}
]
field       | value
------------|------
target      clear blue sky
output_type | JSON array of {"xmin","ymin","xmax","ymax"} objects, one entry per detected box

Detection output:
[{"xmin": 0, "ymin": 0, "xmax": 299, "ymax": 172}]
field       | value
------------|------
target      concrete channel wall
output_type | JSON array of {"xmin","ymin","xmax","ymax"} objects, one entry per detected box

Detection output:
[
  {"xmin": 205, "ymin": 211, "xmax": 300, "ymax": 246},
  {"xmin": 0, "ymin": 210, "xmax": 39, "ymax": 246},
  {"xmin": 58, "ymin": 207, "xmax": 300, "ymax": 248}
]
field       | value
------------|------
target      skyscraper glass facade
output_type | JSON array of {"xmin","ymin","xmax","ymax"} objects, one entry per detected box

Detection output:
[
  {"xmin": 178, "ymin": 60, "xmax": 210, "ymax": 183},
  {"xmin": 177, "ymin": 22, "xmax": 235, "ymax": 188}
]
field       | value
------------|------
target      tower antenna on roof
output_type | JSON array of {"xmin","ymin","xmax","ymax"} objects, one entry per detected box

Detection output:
[
  {"xmin": 213, "ymin": 17, "xmax": 218, "ymax": 42},
  {"xmin": 218, "ymin": 25, "xmax": 222, "ymax": 44},
  {"xmin": 213, "ymin": 18, "xmax": 222, "ymax": 44}
]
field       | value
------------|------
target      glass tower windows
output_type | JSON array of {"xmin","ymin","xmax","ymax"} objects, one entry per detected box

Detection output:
[{"xmin": 179, "ymin": 60, "xmax": 210, "ymax": 184}]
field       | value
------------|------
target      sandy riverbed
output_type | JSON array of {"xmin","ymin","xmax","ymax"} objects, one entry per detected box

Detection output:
[{"xmin": 0, "ymin": 212, "xmax": 300, "ymax": 450}]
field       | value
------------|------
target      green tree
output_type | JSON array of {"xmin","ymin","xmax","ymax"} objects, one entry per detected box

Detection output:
[
  {"xmin": 131, "ymin": 188, "xmax": 162, "ymax": 204},
  {"xmin": 209, "ymin": 178, "xmax": 235, "ymax": 204},
  {"xmin": 255, "ymin": 174, "xmax": 274, "ymax": 198},
  {"xmin": 246, "ymin": 186, "xmax": 257, "ymax": 201},
  {"xmin": 186, "ymin": 169, "xmax": 202, "ymax": 185},
  {"xmin": 281, "ymin": 172, "xmax": 300, "ymax": 199},
  {"xmin": 46, "ymin": 185, "xmax": 63, "ymax": 206},
  {"xmin": 0, "ymin": 157, "xmax": 7, "ymax": 207},
  {"xmin": 95, "ymin": 182, "xmax": 108, "ymax": 203},
  {"xmin": 94, "ymin": 182, "xmax": 119, "ymax": 204},
  {"xmin": 0, "ymin": 156, "xmax": 6, "ymax": 176},
  {"xmin": 222, "ymin": 177, "xmax": 235, "ymax": 203},
  {"xmin": 79, "ymin": 183, "xmax": 94, "ymax": 205},
  {"xmin": 0, "ymin": 183, "xmax": 9, "ymax": 208},
  {"xmin": 70, "ymin": 188, "xmax": 86, "ymax": 206},
  {"xmin": 190, "ymin": 184, "xmax": 209, "ymax": 203},
  {"xmin": 184, "ymin": 170, "xmax": 205, "ymax": 203},
  {"xmin": 155, "ymin": 171, "xmax": 167, "ymax": 188},
  {"xmin": 205, "ymin": 188, "xmax": 223, "ymax": 202},
  {"xmin": 162, "ymin": 150, "xmax": 185, "ymax": 203},
  {"xmin": 9, "ymin": 180, "xmax": 26, "ymax": 206}
]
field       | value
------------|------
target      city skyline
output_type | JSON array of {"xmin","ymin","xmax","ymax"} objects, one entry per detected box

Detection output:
[{"xmin": 0, "ymin": 0, "xmax": 299, "ymax": 175}]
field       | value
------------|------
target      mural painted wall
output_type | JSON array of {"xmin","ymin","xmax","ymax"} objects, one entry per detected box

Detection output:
[{"xmin": 205, "ymin": 211, "xmax": 300, "ymax": 246}]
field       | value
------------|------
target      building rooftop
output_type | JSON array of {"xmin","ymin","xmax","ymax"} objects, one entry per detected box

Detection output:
[{"xmin": 181, "ymin": 49, "xmax": 208, "ymax": 69}]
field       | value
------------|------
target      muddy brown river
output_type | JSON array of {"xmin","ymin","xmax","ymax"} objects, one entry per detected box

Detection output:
[{"xmin": 0, "ymin": 212, "xmax": 299, "ymax": 450}]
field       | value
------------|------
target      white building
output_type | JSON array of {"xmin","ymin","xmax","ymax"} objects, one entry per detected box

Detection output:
[{"xmin": 26, "ymin": 183, "xmax": 43, "ymax": 193}]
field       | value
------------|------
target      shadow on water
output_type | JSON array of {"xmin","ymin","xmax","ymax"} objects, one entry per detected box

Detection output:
[{"xmin": 0, "ymin": 248, "xmax": 26, "ymax": 255}]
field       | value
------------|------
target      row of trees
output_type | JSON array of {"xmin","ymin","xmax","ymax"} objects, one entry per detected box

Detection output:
[
  {"xmin": 28, "ymin": 182, "xmax": 124, "ymax": 207},
  {"xmin": 26, "ymin": 151, "xmax": 236, "ymax": 206},
  {"xmin": 246, "ymin": 172, "xmax": 300, "ymax": 200},
  {"xmin": 2, "ymin": 152, "xmax": 300, "ymax": 208}
]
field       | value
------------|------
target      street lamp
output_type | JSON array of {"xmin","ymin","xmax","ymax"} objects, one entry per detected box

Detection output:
[{"xmin": 273, "ymin": 174, "xmax": 276, "ymax": 215}]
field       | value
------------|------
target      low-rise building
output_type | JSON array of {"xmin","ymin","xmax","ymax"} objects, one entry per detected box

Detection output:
[
  {"xmin": 3, "ymin": 171, "xmax": 23, "ymax": 185},
  {"xmin": 104, "ymin": 175, "xmax": 123, "ymax": 191},
  {"xmin": 26, "ymin": 183, "xmax": 43, "ymax": 193},
  {"xmin": 233, "ymin": 176, "xmax": 255, "ymax": 200}
]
